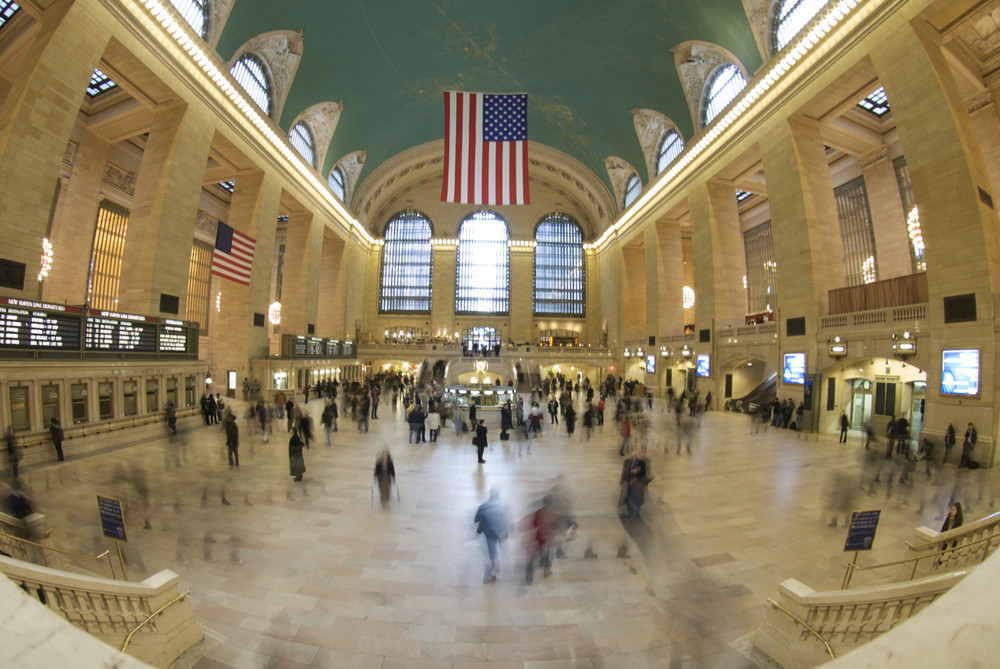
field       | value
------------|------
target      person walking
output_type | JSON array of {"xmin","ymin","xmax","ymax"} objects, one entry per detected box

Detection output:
[
  {"xmin": 288, "ymin": 426, "xmax": 306, "ymax": 481},
  {"xmin": 49, "ymin": 417, "xmax": 65, "ymax": 462},
  {"xmin": 373, "ymin": 449, "xmax": 397, "ymax": 509},
  {"xmin": 475, "ymin": 489, "xmax": 510, "ymax": 583},
  {"xmin": 619, "ymin": 451, "xmax": 651, "ymax": 521},
  {"xmin": 224, "ymin": 414, "xmax": 239, "ymax": 468},
  {"xmin": 474, "ymin": 419, "xmax": 488, "ymax": 464},
  {"xmin": 425, "ymin": 408, "xmax": 441, "ymax": 442},
  {"xmin": 166, "ymin": 401, "xmax": 177, "ymax": 435},
  {"xmin": 618, "ymin": 415, "xmax": 631, "ymax": 456},
  {"xmin": 839, "ymin": 411, "xmax": 849, "ymax": 443},
  {"xmin": 6, "ymin": 426, "xmax": 20, "ymax": 478}
]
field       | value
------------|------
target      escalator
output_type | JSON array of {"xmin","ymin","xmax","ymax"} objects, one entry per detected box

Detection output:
[{"xmin": 726, "ymin": 373, "xmax": 777, "ymax": 413}]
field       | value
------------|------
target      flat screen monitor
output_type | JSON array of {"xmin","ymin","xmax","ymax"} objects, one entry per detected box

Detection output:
[
  {"xmin": 645, "ymin": 354, "xmax": 656, "ymax": 374},
  {"xmin": 696, "ymin": 354, "xmax": 710, "ymax": 378},
  {"xmin": 941, "ymin": 349, "xmax": 979, "ymax": 396},
  {"xmin": 783, "ymin": 352, "xmax": 806, "ymax": 385}
]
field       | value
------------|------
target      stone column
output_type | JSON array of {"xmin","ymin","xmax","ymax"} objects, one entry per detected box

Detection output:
[
  {"xmin": 859, "ymin": 145, "xmax": 911, "ymax": 279},
  {"xmin": 508, "ymin": 244, "xmax": 534, "ymax": 344},
  {"xmin": 647, "ymin": 217, "xmax": 685, "ymax": 337},
  {"xmin": 0, "ymin": 0, "xmax": 110, "ymax": 296},
  {"xmin": 277, "ymin": 211, "xmax": 322, "ymax": 336},
  {"xmin": 689, "ymin": 180, "xmax": 746, "ymax": 332},
  {"xmin": 621, "ymin": 243, "xmax": 646, "ymax": 343},
  {"xmin": 871, "ymin": 18, "xmax": 1000, "ymax": 463},
  {"xmin": 431, "ymin": 242, "xmax": 457, "ymax": 341},
  {"xmin": 118, "ymin": 104, "xmax": 214, "ymax": 316},
  {"xmin": 316, "ymin": 231, "xmax": 346, "ymax": 338}
]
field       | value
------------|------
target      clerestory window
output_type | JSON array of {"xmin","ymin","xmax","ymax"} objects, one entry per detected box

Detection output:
[
  {"xmin": 455, "ymin": 211, "xmax": 509, "ymax": 315},
  {"xmin": 230, "ymin": 53, "xmax": 272, "ymax": 117}
]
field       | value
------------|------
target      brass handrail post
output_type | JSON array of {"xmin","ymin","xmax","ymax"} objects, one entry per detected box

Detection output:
[
  {"xmin": 120, "ymin": 590, "xmax": 190, "ymax": 652},
  {"xmin": 767, "ymin": 598, "xmax": 836, "ymax": 660}
]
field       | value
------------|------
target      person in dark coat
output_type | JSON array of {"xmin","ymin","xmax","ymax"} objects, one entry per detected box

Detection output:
[
  {"xmin": 224, "ymin": 414, "xmax": 239, "ymax": 468},
  {"xmin": 288, "ymin": 426, "xmax": 306, "ymax": 481},
  {"xmin": 469, "ymin": 400, "xmax": 477, "ymax": 424},
  {"xmin": 166, "ymin": 401, "xmax": 177, "ymax": 434},
  {"xmin": 943, "ymin": 423, "xmax": 956, "ymax": 464},
  {"xmin": 373, "ymin": 449, "xmax": 397, "ymax": 509},
  {"xmin": 474, "ymin": 419, "xmax": 488, "ymax": 463},
  {"xmin": 564, "ymin": 404, "xmax": 576, "ymax": 437},
  {"xmin": 959, "ymin": 423, "xmax": 977, "ymax": 468},
  {"xmin": 619, "ymin": 451, "xmax": 650, "ymax": 521},
  {"xmin": 298, "ymin": 413, "xmax": 313, "ymax": 449},
  {"xmin": 475, "ymin": 488, "xmax": 509, "ymax": 583},
  {"xmin": 49, "ymin": 417, "xmax": 65, "ymax": 461},
  {"xmin": 839, "ymin": 411, "xmax": 849, "ymax": 443},
  {"xmin": 207, "ymin": 393, "xmax": 217, "ymax": 425},
  {"xmin": 500, "ymin": 402, "xmax": 512, "ymax": 438}
]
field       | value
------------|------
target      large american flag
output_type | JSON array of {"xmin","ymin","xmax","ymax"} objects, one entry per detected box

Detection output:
[
  {"xmin": 442, "ymin": 91, "xmax": 530, "ymax": 205},
  {"xmin": 212, "ymin": 221, "xmax": 255, "ymax": 285}
]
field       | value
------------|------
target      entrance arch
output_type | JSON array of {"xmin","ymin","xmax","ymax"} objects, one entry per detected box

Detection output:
[{"xmin": 821, "ymin": 357, "xmax": 927, "ymax": 436}]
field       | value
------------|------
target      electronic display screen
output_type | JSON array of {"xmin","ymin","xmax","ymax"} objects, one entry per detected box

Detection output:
[
  {"xmin": 783, "ymin": 352, "xmax": 806, "ymax": 385},
  {"xmin": 941, "ymin": 349, "xmax": 979, "ymax": 396},
  {"xmin": 696, "ymin": 354, "xmax": 710, "ymax": 378},
  {"xmin": 158, "ymin": 319, "xmax": 190, "ymax": 353},
  {"xmin": 85, "ymin": 311, "xmax": 157, "ymax": 352},
  {"xmin": 645, "ymin": 354, "xmax": 656, "ymax": 374},
  {"xmin": 0, "ymin": 299, "xmax": 81, "ymax": 350}
]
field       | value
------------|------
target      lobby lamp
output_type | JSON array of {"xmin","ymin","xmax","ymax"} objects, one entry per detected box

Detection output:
[
  {"xmin": 891, "ymin": 332, "xmax": 916, "ymax": 359},
  {"xmin": 205, "ymin": 371, "xmax": 213, "ymax": 385},
  {"xmin": 829, "ymin": 336, "xmax": 847, "ymax": 360}
]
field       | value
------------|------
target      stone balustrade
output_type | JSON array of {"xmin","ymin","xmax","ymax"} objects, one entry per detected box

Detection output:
[
  {"xmin": 909, "ymin": 510, "xmax": 1000, "ymax": 577},
  {"xmin": 0, "ymin": 557, "xmax": 201, "ymax": 668}
]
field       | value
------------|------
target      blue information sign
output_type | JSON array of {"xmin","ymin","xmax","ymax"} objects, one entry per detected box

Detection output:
[
  {"xmin": 844, "ymin": 509, "xmax": 880, "ymax": 551},
  {"xmin": 97, "ymin": 495, "xmax": 128, "ymax": 542}
]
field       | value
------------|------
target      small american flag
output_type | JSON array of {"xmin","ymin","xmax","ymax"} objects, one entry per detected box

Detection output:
[
  {"xmin": 212, "ymin": 221, "xmax": 255, "ymax": 285},
  {"xmin": 442, "ymin": 91, "xmax": 530, "ymax": 205}
]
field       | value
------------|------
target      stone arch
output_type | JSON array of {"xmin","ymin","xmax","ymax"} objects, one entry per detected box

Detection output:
[{"xmin": 227, "ymin": 30, "xmax": 303, "ymax": 123}]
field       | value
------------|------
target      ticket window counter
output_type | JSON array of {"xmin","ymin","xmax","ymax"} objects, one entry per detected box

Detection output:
[
  {"xmin": 9, "ymin": 386, "xmax": 29, "ymax": 432},
  {"xmin": 41, "ymin": 384, "xmax": 60, "ymax": 426},
  {"xmin": 185, "ymin": 376, "xmax": 196, "ymax": 407},
  {"xmin": 145, "ymin": 379, "xmax": 159, "ymax": 413},
  {"xmin": 273, "ymin": 371, "xmax": 289, "ymax": 391},
  {"xmin": 71, "ymin": 383, "xmax": 88, "ymax": 425},
  {"xmin": 123, "ymin": 381, "xmax": 138, "ymax": 417},
  {"xmin": 99, "ymin": 381, "xmax": 115, "ymax": 420}
]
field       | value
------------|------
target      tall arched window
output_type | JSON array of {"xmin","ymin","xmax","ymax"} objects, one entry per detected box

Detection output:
[
  {"xmin": 702, "ymin": 64, "xmax": 747, "ymax": 128},
  {"xmin": 379, "ymin": 211, "xmax": 433, "ymax": 313},
  {"xmin": 455, "ymin": 211, "xmax": 509, "ymax": 314},
  {"xmin": 289, "ymin": 122, "xmax": 315, "ymax": 168},
  {"xmin": 655, "ymin": 129, "xmax": 684, "ymax": 175},
  {"xmin": 230, "ymin": 53, "xmax": 272, "ymax": 117},
  {"xmin": 328, "ymin": 166, "xmax": 346, "ymax": 201},
  {"xmin": 170, "ymin": 0, "xmax": 210, "ymax": 39},
  {"xmin": 534, "ymin": 214, "xmax": 584, "ymax": 316},
  {"xmin": 623, "ymin": 175, "xmax": 641, "ymax": 209},
  {"xmin": 770, "ymin": 0, "xmax": 827, "ymax": 55}
]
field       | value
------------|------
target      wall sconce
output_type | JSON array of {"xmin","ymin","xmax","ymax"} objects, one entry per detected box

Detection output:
[
  {"xmin": 205, "ymin": 372, "xmax": 213, "ymax": 385},
  {"xmin": 829, "ymin": 336, "xmax": 847, "ymax": 359},
  {"xmin": 660, "ymin": 346, "xmax": 670, "ymax": 358},
  {"xmin": 681, "ymin": 345, "xmax": 692, "ymax": 358},
  {"xmin": 623, "ymin": 348, "xmax": 631, "ymax": 357},
  {"xmin": 891, "ymin": 332, "xmax": 916, "ymax": 357}
]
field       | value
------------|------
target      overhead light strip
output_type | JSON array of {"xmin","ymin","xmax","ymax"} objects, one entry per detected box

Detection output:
[
  {"xmin": 138, "ymin": 0, "xmax": 374, "ymax": 245},
  {"xmin": 594, "ymin": 0, "xmax": 865, "ymax": 249}
]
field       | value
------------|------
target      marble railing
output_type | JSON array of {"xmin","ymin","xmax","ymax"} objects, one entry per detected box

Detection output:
[
  {"xmin": 818, "ymin": 304, "xmax": 927, "ymax": 331},
  {"xmin": 0, "ymin": 511, "xmax": 50, "ymax": 565},
  {"xmin": 0, "ymin": 556, "xmax": 201, "ymax": 668},
  {"xmin": 908, "ymin": 511, "xmax": 1000, "ymax": 577},
  {"xmin": 755, "ymin": 570, "xmax": 967, "ymax": 668}
]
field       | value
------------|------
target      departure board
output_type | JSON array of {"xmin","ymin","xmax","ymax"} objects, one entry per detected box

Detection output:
[
  {"xmin": 158, "ymin": 319, "xmax": 192, "ymax": 353},
  {"xmin": 283, "ymin": 335, "xmax": 357, "ymax": 359},
  {"xmin": 85, "ymin": 311, "xmax": 157, "ymax": 352},
  {"xmin": 0, "ymin": 298, "xmax": 82, "ymax": 350}
]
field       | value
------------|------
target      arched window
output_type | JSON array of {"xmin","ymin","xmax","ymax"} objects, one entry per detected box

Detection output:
[
  {"xmin": 230, "ymin": 53, "xmax": 272, "ymax": 117},
  {"xmin": 328, "ymin": 166, "xmax": 346, "ymax": 201},
  {"xmin": 623, "ymin": 175, "xmax": 641, "ymax": 209},
  {"xmin": 288, "ymin": 122, "xmax": 315, "ymax": 167},
  {"xmin": 379, "ymin": 211, "xmax": 433, "ymax": 313},
  {"xmin": 655, "ymin": 129, "xmax": 684, "ymax": 176},
  {"xmin": 534, "ymin": 214, "xmax": 584, "ymax": 317},
  {"xmin": 770, "ymin": 0, "xmax": 827, "ymax": 54},
  {"xmin": 170, "ymin": 0, "xmax": 210, "ymax": 39},
  {"xmin": 455, "ymin": 211, "xmax": 509, "ymax": 314},
  {"xmin": 702, "ymin": 64, "xmax": 747, "ymax": 127}
]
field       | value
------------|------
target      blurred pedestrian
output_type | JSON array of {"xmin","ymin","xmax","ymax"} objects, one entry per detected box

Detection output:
[
  {"xmin": 166, "ymin": 401, "xmax": 177, "ymax": 434},
  {"xmin": 474, "ymin": 419, "xmax": 488, "ymax": 464},
  {"xmin": 288, "ymin": 426, "xmax": 306, "ymax": 482},
  {"xmin": 49, "ymin": 417, "xmax": 65, "ymax": 462},
  {"xmin": 942, "ymin": 423, "xmax": 956, "ymax": 464},
  {"xmin": 6, "ymin": 427, "xmax": 20, "ymax": 478},
  {"xmin": 475, "ymin": 489, "xmax": 510, "ymax": 583},
  {"xmin": 373, "ymin": 449, "xmax": 397, "ymax": 509},
  {"xmin": 959, "ymin": 423, "xmax": 977, "ymax": 468},
  {"xmin": 619, "ymin": 451, "xmax": 651, "ymax": 521},
  {"xmin": 225, "ymin": 414, "xmax": 239, "ymax": 468}
]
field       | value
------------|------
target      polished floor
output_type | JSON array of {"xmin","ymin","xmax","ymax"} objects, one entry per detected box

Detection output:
[{"xmin": 11, "ymin": 394, "xmax": 1000, "ymax": 668}]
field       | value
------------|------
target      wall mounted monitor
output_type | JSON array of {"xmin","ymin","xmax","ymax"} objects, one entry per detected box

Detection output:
[
  {"xmin": 782, "ymin": 352, "xmax": 806, "ymax": 385},
  {"xmin": 645, "ymin": 354, "xmax": 656, "ymax": 374},
  {"xmin": 941, "ymin": 349, "xmax": 979, "ymax": 396},
  {"xmin": 696, "ymin": 354, "xmax": 710, "ymax": 378}
]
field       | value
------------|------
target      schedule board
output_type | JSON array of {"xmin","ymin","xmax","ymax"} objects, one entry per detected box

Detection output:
[
  {"xmin": 0, "ymin": 298, "xmax": 82, "ymax": 350},
  {"xmin": 85, "ymin": 311, "xmax": 158, "ymax": 352}
]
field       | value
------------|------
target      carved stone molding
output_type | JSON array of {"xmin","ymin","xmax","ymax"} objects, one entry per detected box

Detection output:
[
  {"xmin": 604, "ymin": 156, "xmax": 636, "ymax": 213},
  {"xmin": 967, "ymin": 90, "xmax": 994, "ymax": 114},
  {"xmin": 741, "ymin": 0, "xmax": 772, "ymax": 61},
  {"xmin": 63, "ymin": 141, "xmax": 77, "ymax": 169},
  {"xmin": 673, "ymin": 41, "xmax": 749, "ymax": 131},
  {"xmin": 292, "ymin": 101, "xmax": 343, "ymax": 170},
  {"xmin": 229, "ymin": 30, "xmax": 303, "ymax": 122},
  {"xmin": 859, "ymin": 144, "xmax": 889, "ymax": 169},
  {"xmin": 195, "ymin": 210, "xmax": 219, "ymax": 241},
  {"xmin": 208, "ymin": 0, "xmax": 237, "ymax": 50},
  {"xmin": 632, "ymin": 109, "xmax": 683, "ymax": 180},
  {"xmin": 102, "ymin": 162, "xmax": 136, "ymax": 197},
  {"xmin": 334, "ymin": 150, "xmax": 366, "ymax": 208}
]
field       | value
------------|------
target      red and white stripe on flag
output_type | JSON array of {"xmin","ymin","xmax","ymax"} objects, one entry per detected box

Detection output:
[
  {"xmin": 441, "ymin": 91, "xmax": 530, "ymax": 205},
  {"xmin": 212, "ymin": 221, "xmax": 255, "ymax": 286}
]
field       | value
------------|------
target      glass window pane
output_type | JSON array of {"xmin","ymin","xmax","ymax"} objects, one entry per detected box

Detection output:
[
  {"xmin": 380, "ymin": 211, "xmax": 433, "ymax": 313},
  {"xmin": 655, "ymin": 130, "xmax": 684, "ymax": 175},
  {"xmin": 186, "ymin": 239, "xmax": 213, "ymax": 331},
  {"xmin": 99, "ymin": 381, "xmax": 114, "ymax": 420},
  {"xmin": 702, "ymin": 64, "xmax": 747, "ymax": 127},
  {"xmin": 123, "ymin": 380, "xmax": 138, "ymax": 417},
  {"xmin": 455, "ymin": 211, "xmax": 510, "ymax": 314},
  {"xmin": 772, "ymin": 0, "xmax": 828, "ymax": 53},
  {"xmin": 893, "ymin": 156, "xmax": 925, "ymax": 273},
  {"xmin": 744, "ymin": 221, "xmax": 778, "ymax": 315},
  {"xmin": 623, "ymin": 175, "xmax": 641, "ymax": 208},
  {"xmin": 533, "ymin": 214, "xmax": 584, "ymax": 317},
  {"xmin": 328, "ymin": 167, "xmax": 346, "ymax": 201},
  {"xmin": 9, "ymin": 386, "xmax": 29, "ymax": 431},
  {"xmin": 71, "ymin": 383, "xmax": 88, "ymax": 424},
  {"xmin": 88, "ymin": 200, "xmax": 130, "ymax": 311},
  {"xmin": 0, "ymin": 1, "xmax": 20, "ymax": 32},
  {"xmin": 41, "ymin": 384, "xmax": 60, "ymax": 425},
  {"xmin": 834, "ymin": 176, "xmax": 879, "ymax": 286},
  {"xmin": 230, "ymin": 53, "xmax": 272, "ymax": 116},
  {"xmin": 289, "ymin": 122, "xmax": 315, "ymax": 167},
  {"xmin": 169, "ymin": 0, "xmax": 209, "ymax": 38}
]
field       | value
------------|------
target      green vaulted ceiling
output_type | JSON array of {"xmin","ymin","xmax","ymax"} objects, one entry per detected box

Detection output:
[{"xmin": 216, "ymin": 0, "xmax": 763, "ymax": 203}]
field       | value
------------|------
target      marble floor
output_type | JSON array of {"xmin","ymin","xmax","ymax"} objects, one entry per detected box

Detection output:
[{"xmin": 9, "ymin": 395, "xmax": 1000, "ymax": 669}]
